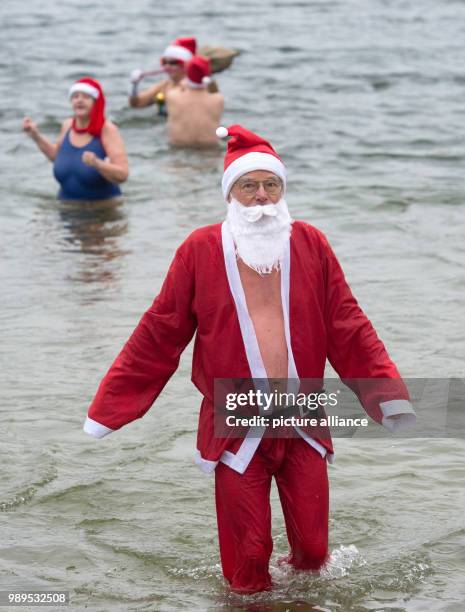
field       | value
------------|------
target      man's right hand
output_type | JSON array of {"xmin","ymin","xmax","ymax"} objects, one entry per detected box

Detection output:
[
  {"xmin": 23, "ymin": 117, "xmax": 38, "ymax": 137},
  {"xmin": 130, "ymin": 68, "xmax": 144, "ymax": 84}
]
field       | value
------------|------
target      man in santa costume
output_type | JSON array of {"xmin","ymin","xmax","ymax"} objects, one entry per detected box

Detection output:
[
  {"xmin": 128, "ymin": 37, "xmax": 196, "ymax": 112},
  {"xmin": 84, "ymin": 125, "xmax": 416, "ymax": 594}
]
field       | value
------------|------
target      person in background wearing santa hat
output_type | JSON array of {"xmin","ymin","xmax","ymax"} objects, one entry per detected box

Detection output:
[
  {"xmin": 164, "ymin": 56, "xmax": 224, "ymax": 147},
  {"xmin": 83, "ymin": 125, "xmax": 416, "ymax": 594},
  {"xmin": 128, "ymin": 37, "xmax": 196, "ymax": 114},
  {"xmin": 23, "ymin": 78, "xmax": 128, "ymax": 201}
]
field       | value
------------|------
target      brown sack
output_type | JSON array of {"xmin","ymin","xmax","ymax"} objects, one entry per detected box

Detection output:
[{"xmin": 198, "ymin": 45, "xmax": 240, "ymax": 74}]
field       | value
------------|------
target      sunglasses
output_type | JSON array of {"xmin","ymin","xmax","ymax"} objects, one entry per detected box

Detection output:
[{"xmin": 161, "ymin": 58, "xmax": 182, "ymax": 67}]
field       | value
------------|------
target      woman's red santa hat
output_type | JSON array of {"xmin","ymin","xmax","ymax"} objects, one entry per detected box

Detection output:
[
  {"xmin": 186, "ymin": 56, "xmax": 212, "ymax": 89},
  {"xmin": 68, "ymin": 77, "xmax": 105, "ymax": 137},
  {"xmin": 161, "ymin": 37, "xmax": 196, "ymax": 63},
  {"xmin": 216, "ymin": 125, "xmax": 287, "ymax": 200}
]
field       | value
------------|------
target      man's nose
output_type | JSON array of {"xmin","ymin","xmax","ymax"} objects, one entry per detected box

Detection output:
[{"xmin": 254, "ymin": 184, "xmax": 268, "ymax": 202}]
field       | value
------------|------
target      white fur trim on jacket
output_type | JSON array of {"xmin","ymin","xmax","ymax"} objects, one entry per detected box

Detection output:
[
  {"xmin": 194, "ymin": 450, "xmax": 218, "ymax": 474},
  {"xmin": 83, "ymin": 416, "xmax": 114, "ymax": 438},
  {"xmin": 380, "ymin": 399, "xmax": 417, "ymax": 433}
]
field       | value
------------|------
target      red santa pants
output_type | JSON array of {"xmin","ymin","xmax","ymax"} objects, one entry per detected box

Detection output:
[{"xmin": 214, "ymin": 437, "xmax": 329, "ymax": 594}]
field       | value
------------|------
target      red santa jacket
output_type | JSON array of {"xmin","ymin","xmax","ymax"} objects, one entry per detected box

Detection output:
[{"xmin": 84, "ymin": 221, "xmax": 414, "ymax": 473}]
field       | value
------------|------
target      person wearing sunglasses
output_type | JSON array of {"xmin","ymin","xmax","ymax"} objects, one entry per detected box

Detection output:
[
  {"xmin": 84, "ymin": 124, "xmax": 415, "ymax": 594},
  {"xmin": 128, "ymin": 37, "xmax": 196, "ymax": 113}
]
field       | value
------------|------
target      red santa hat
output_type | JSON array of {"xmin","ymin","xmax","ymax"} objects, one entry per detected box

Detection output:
[
  {"xmin": 216, "ymin": 125, "xmax": 286, "ymax": 199},
  {"xmin": 68, "ymin": 77, "xmax": 105, "ymax": 137},
  {"xmin": 186, "ymin": 56, "xmax": 212, "ymax": 89},
  {"xmin": 161, "ymin": 37, "xmax": 196, "ymax": 63}
]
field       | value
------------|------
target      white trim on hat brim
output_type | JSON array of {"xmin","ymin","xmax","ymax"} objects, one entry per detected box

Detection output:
[
  {"xmin": 221, "ymin": 152, "xmax": 287, "ymax": 200},
  {"xmin": 185, "ymin": 78, "xmax": 207, "ymax": 89},
  {"xmin": 69, "ymin": 83, "xmax": 99, "ymax": 99},
  {"xmin": 162, "ymin": 45, "xmax": 193, "ymax": 62}
]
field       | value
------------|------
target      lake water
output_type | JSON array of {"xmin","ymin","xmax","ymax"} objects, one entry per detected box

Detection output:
[{"xmin": 1, "ymin": 0, "xmax": 464, "ymax": 610}]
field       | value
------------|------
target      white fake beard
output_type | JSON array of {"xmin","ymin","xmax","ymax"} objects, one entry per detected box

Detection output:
[{"xmin": 226, "ymin": 197, "xmax": 293, "ymax": 274}]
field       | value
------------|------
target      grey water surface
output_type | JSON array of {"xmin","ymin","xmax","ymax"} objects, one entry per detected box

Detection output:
[{"xmin": 1, "ymin": 0, "xmax": 465, "ymax": 610}]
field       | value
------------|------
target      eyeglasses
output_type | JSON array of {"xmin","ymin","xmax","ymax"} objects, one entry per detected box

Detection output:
[
  {"xmin": 235, "ymin": 178, "xmax": 283, "ymax": 197},
  {"xmin": 161, "ymin": 58, "xmax": 182, "ymax": 66}
]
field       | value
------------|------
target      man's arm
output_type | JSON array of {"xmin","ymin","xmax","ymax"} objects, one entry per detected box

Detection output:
[
  {"xmin": 84, "ymin": 249, "xmax": 197, "ymax": 437},
  {"xmin": 322, "ymin": 234, "xmax": 415, "ymax": 431},
  {"xmin": 129, "ymin": 81, "xmax": 167, "ymax": 108}
]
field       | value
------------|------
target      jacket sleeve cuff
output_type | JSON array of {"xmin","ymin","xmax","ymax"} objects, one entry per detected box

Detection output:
[
  {"xmin": 83, "ymin": 416, "xmax": 114, "ymax": 438},
  {"xmin": 380, "ymin": 399, "xmax": 416, "ymax": 433}
]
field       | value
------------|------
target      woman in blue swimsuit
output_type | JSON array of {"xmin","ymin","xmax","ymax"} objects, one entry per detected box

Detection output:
[{"xmin": 23, "ymin": 78, "xmax": 128, "ymax": 201}]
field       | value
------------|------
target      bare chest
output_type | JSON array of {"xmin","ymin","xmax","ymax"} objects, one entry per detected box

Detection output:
[
  {"xmin": 237, "ymin": 260, "xmax": 288, "ymax": 378},
  {"xmin": 237, "ymin": 261, "xmax": 283, "ymax": 314}
]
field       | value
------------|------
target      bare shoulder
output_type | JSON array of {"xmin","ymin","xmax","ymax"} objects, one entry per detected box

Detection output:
[
  {"xmin": 101, "ymin": 121, "xmax": 126, "ymax": 153},
  {"xmin": 149, "ymin": 79, "xmax": 169, "ymax": 93},
  {"xmin": 209, "ymin": 92, "xmax": 224, "ymax": 105},
  {"xmin": 101, "ymin": 120, "xmax": 120, "ymax": 135},
  {"xmin": 166, "ymin": 85, "xmax": 182, "ymax": 99},
  {"xmin": 164, "ymin": 79, "xmax": 181, "ymax": 93},
  {"xmin": 57, "ymin": 117, "xmax": 73, "ymax": 144}
]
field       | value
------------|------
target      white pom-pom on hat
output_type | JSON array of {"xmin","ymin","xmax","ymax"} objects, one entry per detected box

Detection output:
[
  {"xmin": 202, "ymin": 76, "xmax": 212, "ymax": 85},
  {"xmin": 216, "ymin": 126, "xmax": 228, "ymax": 139}
]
